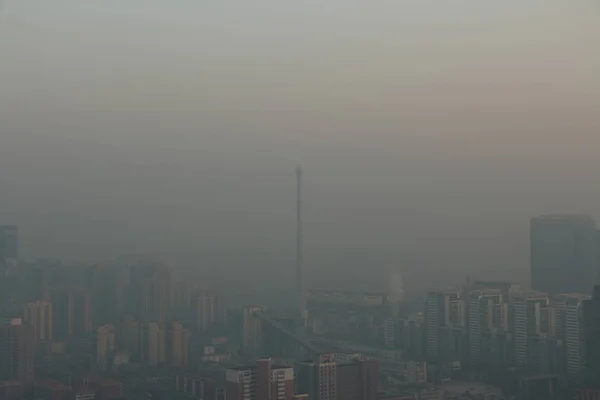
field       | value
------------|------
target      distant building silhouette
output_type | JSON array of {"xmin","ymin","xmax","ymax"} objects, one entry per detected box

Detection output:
[
  {"xmin": 129, "ymin": 263, "xmax": 171, "ymax": 324},
  {"xmin": 583, "ymin": 286, "xmax": 600, "ymax": 377},
  {"xmin": 23, "ymin": 301, "xmax": 53, "ymax": 345},
  {"xmin": 530, "ymin": 214, "xmax": 597, "ymax": 294},
  {"xmin": 96, "ymin": 324, "xmax": 116, "ymax": 371},
  {"xmin": 0, "ymin": 318, "xmax": 34, "ymax": 386},
  {"xmin": 0, "ymin": 225, "xmax": 18, "ymax": 305},
  {"xmin": 47, "ymin": 289, "xmax": 92, "ymax": 340},
  {"xmin": 0, "ymin": 225, "xmax": 18, "ymax": 261},
  {"xmin": 167, "ymin": 321, "xmax": 190, "ymax": 368},
  {"xmin": 336, "ymin": 359, "xmax": 379, "ymax": 400}
]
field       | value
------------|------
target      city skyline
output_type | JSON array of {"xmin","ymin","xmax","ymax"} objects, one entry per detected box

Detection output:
[
  {"xmin": 2, "ymin": 1, "xmax": 600, "ymax": 399},
  {"xmin": 1, "ymin": 1, "xmax": 600, "ymax": 292}
]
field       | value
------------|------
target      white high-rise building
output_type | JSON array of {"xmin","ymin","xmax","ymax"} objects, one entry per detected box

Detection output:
[
  {"xmin": 468, "ymin": 289, "xmax": 504, "ymax": 365},
  {"xmin": 512, "ymin": 291, "xmax": 549, "ymax": 369},
  {"xmin": 554, "ymin": 293, "xmax": 590, "ymax": 376},
  {"xmin": 425, "ymin": 289, "xmax": 464, "ymax": 362},
  {"xmin": 243, "ymin": 306, "xmax": 263, "ymax": 359}
]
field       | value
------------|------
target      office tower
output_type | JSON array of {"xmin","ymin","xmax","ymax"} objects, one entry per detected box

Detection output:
[
  {"xmin": 225, "ymin": 358, "xmax": 295, "ymax": 400},
  {"xmin": 168, "ymin": 321, "xmax": 190, "ymax": 368},
  {"xmin": 23, "ymin": 301, "xmax": 53, "ymax": 345},
  {"xmin": 242, "ymin": 306, "xmax": 263, "ymax": 358},
  {"xmin": 0, "ymin": 318, "xmax": 34, "ymax": 386},
  {"xmin": 129, "ymin": 263, "xmax": 172, "ymax": 323},
  {"xmin": 583, "ymin": 286, "xmax": 600, "ymax": 376},
  {"xmin": 425, "ymin": 289, "xmax": 466, "ymax": 363},
  {"xmin": 49, "ymin": 290, "xmax": 92, "ymax": 339},
  {"xmin": 297, "ymin": 354, "xmax": 337, "ymax": 400},
  {"xmin": 336, "ymin": 359, "xmax": 379, "ymax": 400},
  {"xmin": 530, "ymin": 214, "xmax": 597, "ymax": 294},
  {"xmin": 96, "ymin": 324, "xmax": 116, "ymax": 371},
  {"xmin": 553, "ymin": 293, "xmax": 590, "ymax": 377}
]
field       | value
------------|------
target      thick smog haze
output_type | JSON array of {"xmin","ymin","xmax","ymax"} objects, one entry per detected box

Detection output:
[{"xmin": 1, "ymin": 1, "xmax": 599, "ymax": 295}]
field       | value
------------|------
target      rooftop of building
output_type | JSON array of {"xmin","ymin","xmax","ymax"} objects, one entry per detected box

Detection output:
[
  {"xmin": 308, "ymin": 289, "xmax": 386, "ymax": 296},
  {"xmin": 532, "ymin": 213, "xmax": 595, "ymax": 221},
  {"xmin": 553, "ymin": 293, "xmax": 592, "ymax": 300},
  {"xmin": 227, "ymin": 363, "xmax": 293, "ymax": 372},
  {"xmin": 531, "ymin": 214, "xmax": 596, "ymax": 227},
  {"xmin": 427, "ymin": 287, "xmax": 460, "ymax": 294},
  {"xmin": 511, "ymin": 290, "xmax": 548, "ymax": 299}
]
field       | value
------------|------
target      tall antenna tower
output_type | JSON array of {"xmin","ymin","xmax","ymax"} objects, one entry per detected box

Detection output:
[{"xmin": 296, "ymin": 167, "xmax": 307, "ymax": 322}]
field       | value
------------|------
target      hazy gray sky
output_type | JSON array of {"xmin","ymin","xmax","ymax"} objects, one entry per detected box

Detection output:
[{"xmin": 1, "ymin": 1, "xmax": 599, "ymax": 292}]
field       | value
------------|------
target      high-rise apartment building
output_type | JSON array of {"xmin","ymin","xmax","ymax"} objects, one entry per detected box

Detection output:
[
  {"xmin": 90, "ymin": 264, "xmax": 129, "ymax": 327},
  {"xmin": 530, "ymin": 214, "xmax": 597, "ymax": 294},
  {"xmin": 551, "ymin": 293, "xmax": 590, "ymax": 377},
  {"xmin": 0, "ymin": 225, "xmax": 18, "ymax": 262},
  {"xmin": 383, "ymin": 318, "xmax": 424, "ymax": 359},
  {"xmin": 242, "ymin": 306, "xmax": 263, "ymax": 359},
  {"xmin": 0, "ymin": 318, "xmax": 34, "ymax": 386},
  {"xmin": 583, "ymin": 286, "xmax": 600, "ymax": 376},
  {"xmin": 175, "ymin": 375, "xmax": 223, "ymax": 400},
  {"xmin": 119, "ymin": 315, "xmax": 140, "ymax": 359},
  {"xmin": 468, "ymin": 289, "xmax": 507, "ymax": 366},
  {"xmin": 195, "ymin": 292, "xmax": 215, "ymax": 332},
  {"xmin": 140, "ymin": 322, "xmax": 166, "ymax": 367},
  {"xmin": 0, "ymin": 225, "xmax": 18, "ymax": 305},
  {"xmin": 425, "ymin": 289, "xmax": 466, "ymax": 363},
  {"xmin": 168, "ymin": 321, "xmax": 190, "ymax": 368},
  {"xmin": 336, "ymin": 359, "xmax": 379, "ymax": 400},
  {"xmin": 96, "ymin": 324, "xmax": 116, "ymax": 371},
  {"xmin": 512, "ymin": 291, "xmax": 553, "ymax": 371},
  {"xmin": 129, "ymin": 263, "xmax": 171, "ymax": 324},
  {"xmin": 23, "ymin": 300, "xmax": 53, "ymax": 344},
  {"xmin": 297, "ymin": 354, "xmax": 337, "ymax": 400},
  {"xmin": 171, "ymin": 281, "xmax": 197, "ymax": 310},
  {"xmin": 193, "ymin": 291, "xmax": 226, "ymax": 333},
  {"xmin": 48, "ymin": 290, "xmax": 92, "ymax": 339},
  {"xmin": 226, "ymin": 358, "xmax": 295, "ymax": 400}
]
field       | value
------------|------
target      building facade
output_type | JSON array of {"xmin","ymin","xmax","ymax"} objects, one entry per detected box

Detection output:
[
  {"xmin": 530, "ymin": 214, "xmax": 597, "ymax": 295},
  {"xmin": 226, "ymin": 358, "xmax": 295, "ymax": 400},
  {"xmin": 23, "ymin": 301, "xmax": 53, "ymax": 344},
  {"xmin": 0, "ymin": 318, "xmax": 34, "ymax": 386}
]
